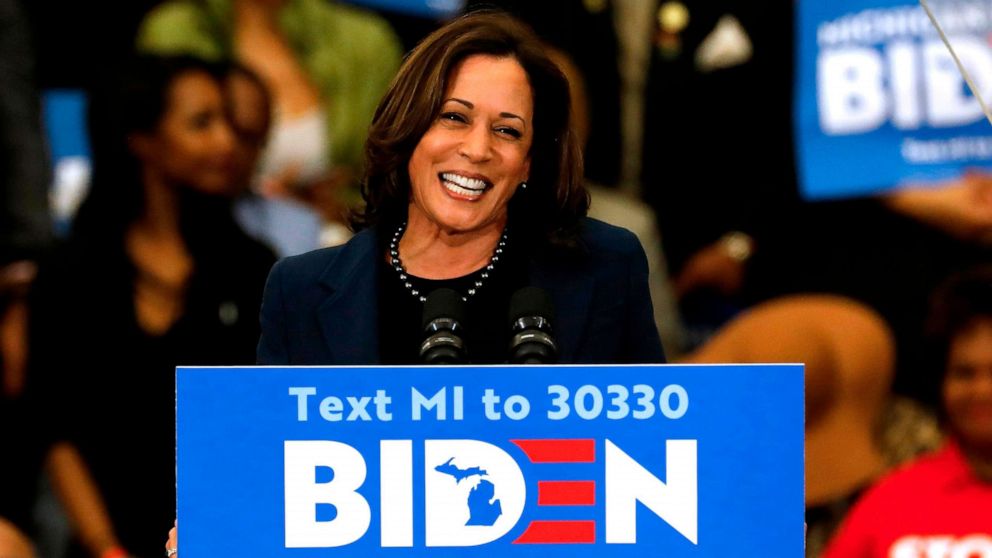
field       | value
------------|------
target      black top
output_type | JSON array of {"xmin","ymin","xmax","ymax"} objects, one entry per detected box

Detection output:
[
  {"xmin": 257, "ymin": 218, "xmax": 665, "ymax": 366},
  {"xmin": 378, "ymin": 229, "xmax": 529, "ymax": 365},
  {"xmin": 26, "ymin": 233, "xmax": 275, "ymax": 557},
  {"xmin": 0, "ymin": 394, "xmax": 42, "ymax": 532}
]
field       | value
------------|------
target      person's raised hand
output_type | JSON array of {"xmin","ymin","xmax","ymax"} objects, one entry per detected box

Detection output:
[
  {"xmin": 674, "ymin": 233, "xmax": 753, "ymax": 299},
  {"xmin": 883, "ymin": 171, "xmax": 992, "ymax": 243}
]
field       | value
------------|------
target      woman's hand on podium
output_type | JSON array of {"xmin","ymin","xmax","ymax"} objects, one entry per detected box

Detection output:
[{"xmin": 164, "ymin": 520, "xmax": 177, "ymax": 557}]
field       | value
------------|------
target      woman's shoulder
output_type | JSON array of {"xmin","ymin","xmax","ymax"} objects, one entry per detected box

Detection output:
[
  {"xmin": 851, "ymin": 442, "xmax": 965, "ymax": 508},
  {"xmin": 576, "ymin": 217, "xmax": 645, "ymax": 259},
  {"xmin": 268, "ymin": 228, "xmax": 376, "ymax": 288},
  {"xmin": 269, "ymin": 245, "xmax": 342, "ymax": 289}
]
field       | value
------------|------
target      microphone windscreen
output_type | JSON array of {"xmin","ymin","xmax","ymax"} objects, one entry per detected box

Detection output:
[
  {"xmin": 422, "ymin": 288, "xmax": 466, "ymax": 330},
  {"xmin": 508, "ymin": 286, "xmax": 555, "ymax": 326}
]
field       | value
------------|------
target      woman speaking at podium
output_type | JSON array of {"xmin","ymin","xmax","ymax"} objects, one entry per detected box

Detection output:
[
  {"xmin": 167, "ymin": 14, "xmax": 666, "ymax": 555},
  {"xmin": 256, "ymin": 11, "xmax": 664, "ymax": 366}
]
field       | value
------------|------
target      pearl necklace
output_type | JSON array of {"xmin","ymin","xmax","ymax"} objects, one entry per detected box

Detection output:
[{"xmin": 388, "ymin": 222, "xmax": 508, "ymax": 303}]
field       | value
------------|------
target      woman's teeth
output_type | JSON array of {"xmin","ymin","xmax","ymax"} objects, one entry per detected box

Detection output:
[{"xmin": 441, "ymin": 173, "xmax": 488, "ymax": 198}]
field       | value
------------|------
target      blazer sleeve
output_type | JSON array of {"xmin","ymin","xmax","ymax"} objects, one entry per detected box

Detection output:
[
  {"xmin": 257, "ymin": 259, "xmax": 289, "ymax": 364},
  {"xmin": 622, "ymin": 234, "xmax": 667, "ymax": 363}
]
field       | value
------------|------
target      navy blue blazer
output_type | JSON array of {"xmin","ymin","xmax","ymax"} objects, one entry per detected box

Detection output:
[{"xmin": 257, "ymin": 217, "xmax": 665, "ymax": 364}]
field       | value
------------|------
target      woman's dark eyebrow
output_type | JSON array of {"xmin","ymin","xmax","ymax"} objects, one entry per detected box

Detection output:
[
  {"xmin": 443, "ymin": 97, "xmax": 527, "ymax": 127},
  {"xmin": 445, "ymin": 97, "xmax": 474, "ymax": 109}
]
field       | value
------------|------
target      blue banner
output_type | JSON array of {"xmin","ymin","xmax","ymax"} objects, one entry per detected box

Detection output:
[
  {"xmin": 43, "ymin": 90, "xmax": 90, "ymax": 160},
  {"xmin": 342, "ymin": 0, "xmax": 463, "ymax": 18},
  {"xmin": 176, "ymin": 364, "xmax": 803, "ymax": 556},
  {"xmin": 42, "ymin": 89, "xmax": 92, "ymax": 234},
  {"xmin": 796, "ymin": 0, "xmax": 992, "ymax": 200}
]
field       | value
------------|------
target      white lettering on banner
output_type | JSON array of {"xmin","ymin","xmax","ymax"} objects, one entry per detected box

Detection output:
[
  {"xmin": 289, "ymin": 387, "xmax": 394, "ymax": 422},
  {"xmin": 546, "ymin": 384, "xmax": 689, "ymax": 420},
  {"xmin": 502, "ymin": 395, "xmax": 530, "ymax": 420},
  {"xmin": 605, "ymin": 439, "xmax": 698, "ymax": 545},
  {"xmin": 481, "ymin": 389, "xmax": 532, "ymax": 420},
  {"xmin": 889, "ymin": 42, "xmax": 921, "ymax": 129},
  {"xmin": 889, "ymin": 535, "xmax": 992, "ymax": 558},
  {"xmin": 411, "ymin": 386, "xmax": 464, "ymax": 420},
  {"xmin": 817, "ymin": 7, "xmax": 932, "ymax": 47},
  {"xmin": 902, "ymin": 136, "xmax": 992, "ymax": 163},
  {"xmin": 816, "ymin": 5, "xmax": 991, "ymax": 48},
  {"xmin": 924, "ymin": 38, "xmax": 992, "ymax": 127},
  {"xmin": 889, "ymin": 536, "xmax": 921, "ymax": 558},
  {"xmin": 319, "ymin": 396, "xmax": 344, "ymax": 420},
  {"xmin": 818, "ymin": 40, "xmax": 992, "ymax": 135},
  {"xmin": 660, "ymin": 385, "xmax": 690, "ymax": 419},
  {"xmin": 818, "ymin": 49, "xmax": 887, "ymax": 134},
  {"xmin": 952, "ymin": 536, "xmax": 992, "ymax": 558},
  {"xmin": 423, "ymin": 440, "xmax": 526, "ymax": 547},
  {"xmin": 282, "ymin": 438, "xmax": 700, "ymax": 548},
  {"xmin": 380, "ymin": 440, "xmax": 413, "ymax": 547},
  {"xmin": 284, "ymin": 441, "xmax": 371, "ymax": 547},
  {"xmin": 289, "ymin": 387, "xmax": 316, "ymax": 420}
]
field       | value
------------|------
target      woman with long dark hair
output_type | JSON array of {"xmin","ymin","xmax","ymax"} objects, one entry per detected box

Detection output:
[
  {"xmin": 28, "ymin": 55, "xmax": 275, "ymax": 558},
  {"xmin": 256, "ymin": 11, "xmax": 663, "ymax": 366},
  {"xmin": 164, "ymin": 13, "xmax": 666, "ymax": 555}
]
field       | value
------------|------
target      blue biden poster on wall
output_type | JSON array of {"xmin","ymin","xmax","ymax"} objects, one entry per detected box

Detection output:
[
  {"xmin": 796, "ymin": 0, "xmax": 992, "ymax": 200},
  {"xmin": 175, "ymin": 364, "xmax": 803, "ymax": 557}
]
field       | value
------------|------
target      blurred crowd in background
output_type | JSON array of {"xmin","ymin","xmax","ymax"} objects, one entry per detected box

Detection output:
[{"xmin": 1, "ymin": 0, "xmax": 991, "ymax": 557}]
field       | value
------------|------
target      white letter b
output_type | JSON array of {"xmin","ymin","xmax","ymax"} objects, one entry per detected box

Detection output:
[{"xmin": 284, "ymin": 441, "xmax": 371, "ymax": 548}]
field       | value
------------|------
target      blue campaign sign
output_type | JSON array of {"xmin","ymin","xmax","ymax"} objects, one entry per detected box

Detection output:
[
  {"xmin": 341, "ymin": 0, "xmax": 464, "ymax": 18},
  {"xmin": 795, "ymin": 0, "xmax": 992, "ymax": 200},
  {"xmin": 176, "ymin": 364, "xmax": 803, "ymax": 556},
  {"xmin": 42, "ymin": 89, "xmax": 90, "ymax": 160}
]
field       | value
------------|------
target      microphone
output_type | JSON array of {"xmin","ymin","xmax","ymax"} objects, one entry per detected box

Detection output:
[
  {"xmin": 419, "ymin": 288, "xmax": 467, "ymax": 364},
  {"xmin": 507, "ymin": 287, "xmax": 558, "ymax": 364}
]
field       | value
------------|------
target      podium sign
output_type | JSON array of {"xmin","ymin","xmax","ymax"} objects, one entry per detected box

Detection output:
[
  {"xmin": 176, "ymin": 364, "xmax": 803, "ymax": 556},
  {"xmin": 796, "ymin": 0, "xmax": 992, "ymax": 200}
]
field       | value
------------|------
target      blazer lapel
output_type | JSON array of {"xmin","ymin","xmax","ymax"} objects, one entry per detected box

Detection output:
[
  {"xmin": 316, "ymin": 229, "xmax": 381, "ymax": 364},
  {"xmin": 310, "ymin": 228, "xmax": 594, "ymax": 364},
  {"xmin": 530, "ymin": 256, "xmax": 593, "ymax": 363}
]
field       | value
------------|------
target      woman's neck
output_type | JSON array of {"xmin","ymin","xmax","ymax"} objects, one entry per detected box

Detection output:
[
  {"xmin": 397, "ymin": 214, "xmax": 506, "ymax": 280},
  {"xmin": 126, "ymin": 173, "xmax": 193, "ymax": 336},
  {"xmin": 132, "ymin": 171, "xmax": 184, "ymax": 243}
]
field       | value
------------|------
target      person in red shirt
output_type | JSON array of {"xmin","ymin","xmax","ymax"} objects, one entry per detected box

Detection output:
[{"xmin": 822, "ymin": 267, "xmax": 992, "ymax": 558}]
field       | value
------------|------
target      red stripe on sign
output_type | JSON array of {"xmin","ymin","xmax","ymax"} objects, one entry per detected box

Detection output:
[
  {"xmin": 537, "ymin": 481, "xmax": 596, "ymax": 506},
  {"xmin": 511, "ymin": 439, "xmax": 595, "ymax": 463},
  {"xmin": 513, "ymin": 521, "xmax": 596, "ymax": 544}
]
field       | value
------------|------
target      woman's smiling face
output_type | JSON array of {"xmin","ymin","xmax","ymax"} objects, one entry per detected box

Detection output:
[
  {"xmin": 944, "ymin": 318, "xmax": 992, "ymax": 453},
  {"xmin": 132, "ymin": 70, "xmax": 236, "ymax": 195},
  {"xmin": 406, "ymin": 54, "xmax": 533, "ymax": 235}
]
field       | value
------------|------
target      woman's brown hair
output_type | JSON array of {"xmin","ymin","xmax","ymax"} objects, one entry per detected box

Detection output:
[{"xmin": 353, "ymin": 10, "xmax": 589, "ymax": 249}]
